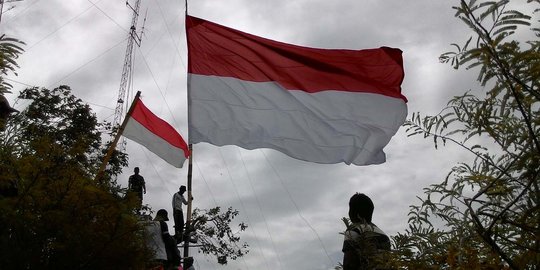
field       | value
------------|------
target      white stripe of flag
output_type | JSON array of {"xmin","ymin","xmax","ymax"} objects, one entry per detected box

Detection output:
[
  {"xmin": 186, "ymin": 15, "xmax": 407, "ymax": 165},
  {"xmin": 123, "ymin": 98, "xmax": 189, "ymax": 168}
]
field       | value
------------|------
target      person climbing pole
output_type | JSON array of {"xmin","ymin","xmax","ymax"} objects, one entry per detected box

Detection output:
[{"xmin": 172, "ymin": 185, "xmax": 188, "ymax": 241}]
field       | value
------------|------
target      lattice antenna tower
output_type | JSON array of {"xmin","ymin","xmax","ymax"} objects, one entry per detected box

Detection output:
[
  {"xmin": 112, "ymin": 0, "xmax": 146, "ymax": 151},
  {"xmin": 0, "ymin": 0, "xmax": 24, "ymax": 24}
]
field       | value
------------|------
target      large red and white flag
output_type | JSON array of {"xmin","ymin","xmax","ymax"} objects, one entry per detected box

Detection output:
[
  {"xmin": 186, "ymin": 15, "xmax": 407, "ymax": 165},
  {"xmin": 123, "ymin": 98, "xmax": 189, "ymax": 168}
]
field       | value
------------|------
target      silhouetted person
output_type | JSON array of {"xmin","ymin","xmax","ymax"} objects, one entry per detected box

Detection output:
[
  {"xmin": 128, "ymin": 167, "xmax": 146, "ymax": 210},
  {"xmin": 146, "ymin": 212, "xmax": 167, "ymax": 267},
  {"xmin": 172, "ymin": 185, "xmax": 188, "ymax": 241},
  {"xmin": 154, "ymin": 209, "xmax": 180, "ymax": 270},
  {"xmin": 0, "ymin": 95, "xmax": 18, "ymax": 132},
  {"xmin": 184, "ymin": 256, "xmax": 195, "ymax": 270},
  {"xmin": 342, "ymin": 193, "xmax": 391, "ymax": 270}
]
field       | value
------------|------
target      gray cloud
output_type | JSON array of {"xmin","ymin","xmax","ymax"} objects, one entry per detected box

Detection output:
[{"xmin": 0, "ymin": 0, "xmax": 492, "ymax": 269}]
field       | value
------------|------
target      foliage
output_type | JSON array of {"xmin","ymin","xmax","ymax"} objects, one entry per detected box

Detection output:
[
  {"xmin": 392, "ymin": 1, "xmax": 539, "ymax": 269},
  {"xmin": 0, "ymin": 38, "xmax": 249, "ymax": 267},
  {"xmin": 188, "ymin": 206, "xmax": 249, "ymax": 265},
  {"xmin": 0, "ymin": 34, "xmax": 24, "ymax": 94},
  {"xmin": 0, "ymin": 86, "xmax": 150, "ymax": 269}
]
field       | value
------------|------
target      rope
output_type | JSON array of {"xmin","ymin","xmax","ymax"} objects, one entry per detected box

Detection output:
[
  {"xmin": 259, "ymin": 149, "xmax": 335, "ymax": 266},
  {"xmin": 217, "ymin": 148, "xmax": 260, "ymax": 270},
  {"xmin": 85, "ymin": 0, "xmax": 129, "ymax": 33},
  {"xmin": 152, "ymin": 0, "xmax": 186, "ymax": 71},
  {"xmin": 25, "ymin": 0, "xmax": 110, "ymax": 52},
  {"xmin": 47, "ymin": 37, "xmax": 127, "ymax": 88},
  {"xmin": 237, "ymin": 148, "xmax": 278, "ymax": 270}
]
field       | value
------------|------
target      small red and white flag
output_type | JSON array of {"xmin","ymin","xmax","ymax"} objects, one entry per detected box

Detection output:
[
  {"xmin": 123, "ymin": 98, "xmax": 189, "ymax": 168},
  {"xmin": 186, "ymin": 15, "xmax": 407, "ymax": 165}
]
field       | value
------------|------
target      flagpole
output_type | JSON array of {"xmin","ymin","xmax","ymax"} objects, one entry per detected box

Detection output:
[
  {"xmin": 183, "ymin": 144, "xmax": 193, "ymax": 261},
  {"xmin": 94, "ymin": 91, "xmax": 142, "ymax": 183},
  {"xmin": 182, "ymin": 0, "xmax": 193, "ymax": 265}
]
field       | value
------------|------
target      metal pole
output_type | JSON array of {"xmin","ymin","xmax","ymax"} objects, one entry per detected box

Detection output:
[
  {"xmin": 112, "ymin": 0, "xmax": 143, "ymax": 154},
  {"xmin": 0, "ymin": 1, "xmax": 25, "ymax": 24},
  {"xmin": 0, "ymin": 0, "xmax": 4, "ymax": 24}
]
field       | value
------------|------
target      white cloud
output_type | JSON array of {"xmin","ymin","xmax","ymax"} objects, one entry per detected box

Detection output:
[{"xmin": 0, "ymin": 0, "xmax": 493, "ymax": 269}]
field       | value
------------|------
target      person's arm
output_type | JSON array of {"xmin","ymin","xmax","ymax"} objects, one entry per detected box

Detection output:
[
  {"xmin": 142, "ymin": 177, "xmax": 146, "ymax": 194},
  {"xmin": 182, "ymin": 194, "xmax": 188, "ymax": 205},
  {"xmin": 159, "ymin": 220, "xmax": 170, "ymax": 236}
]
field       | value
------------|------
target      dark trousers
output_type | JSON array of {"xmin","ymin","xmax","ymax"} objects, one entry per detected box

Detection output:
[
  {"xmin": 136, "ymin": 191, "xmax": 143, "ymax": 204},
  {"xmin": 129, "ymin": 190, "xmax": 143, "ymax": 211},
  {"xmin": 173, "ymin": 209, "xmax": 184, "ymax": 238}
]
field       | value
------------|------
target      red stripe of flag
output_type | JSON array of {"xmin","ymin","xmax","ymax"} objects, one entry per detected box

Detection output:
[
  {"xmin": 186, "ymin": 15, "xmax": 406, "ymax": 102},
  {"xmin": 131, "ymin": 99, "xmax": 189, "ymax": 158}
]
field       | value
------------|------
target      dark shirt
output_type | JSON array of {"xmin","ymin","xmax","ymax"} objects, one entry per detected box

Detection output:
[
  {"xmin": 342, "ymin": 223, "xmax": 391, "ymax": 270},
  {"xmin": 158, "ymin": 220, "xmax": 169, "ymax": 235},
  {"xmin": 129, "ymin": 174, "xmax": 145, "ymax": 193}
]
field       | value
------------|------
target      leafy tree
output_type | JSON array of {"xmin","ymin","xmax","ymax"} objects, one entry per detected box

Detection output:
[
  {"xmin": 0, "ymin": 34, "xmax": 24, "ymax": 95},
  {"xmin": 0, "ymin": 85, "xmax": 250, "ymax": 268},
  {"xmin": 1, "ymin": 29, "xmax": 249, "ymax": 267},
  {"xmin": 390, "ymin": 1, "xmax": 539, "ymax": 269},
  {"xmin": 189, "ymin": 206, "xmax": 249, "ymax": 265},
  {"xmin": 0, "ymin": 86, "xmax": 150, "ymax": 269}
]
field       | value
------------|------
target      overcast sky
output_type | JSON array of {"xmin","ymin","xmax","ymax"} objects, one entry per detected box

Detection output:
[{"xmin": 0, "ymin": 0, "xmax": 516, "ymax": 269}]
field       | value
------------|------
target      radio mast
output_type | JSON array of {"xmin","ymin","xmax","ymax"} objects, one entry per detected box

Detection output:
[
  {"xmin": 0, "ymin": 0, "xmax": 24, "ymax": 24},
  {"xmin": 112, "ymin": 0, "xmax": 145, "ymax": 150}
]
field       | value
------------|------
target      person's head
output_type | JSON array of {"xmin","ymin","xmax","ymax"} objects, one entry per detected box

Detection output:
[
  {"xmin": 0, "ymin": 95, "xmax": 18, "ymax": 131},
  {"xmin": 179, "ymin": 185, "xmax": 186, "ymax": 194},
  {"xmin": 348, "ymin": 193, "xmax": 374, "ymax": 223},
  {"xmin": 134, "ymin": 167, "xmax": 140, "ymax": 174},
  {"xmin": 184, "ymin": 257, "xmax": 194, "ymax": 267},
  {"xmin": 155, "ymin": 209, "xmax": 169, "ymax": 221}
]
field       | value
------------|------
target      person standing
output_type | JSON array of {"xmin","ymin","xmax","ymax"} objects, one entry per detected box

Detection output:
[
  {"xmin": 128, "ymin": 167, "xmax": 146, "ymax": 210},
  {"xmin": 145, "ymin": 214, "xmax": 168, "ymax": 268},
  {"xmin": 342, "ymin": 193, "xmax": 391, "ymax": 270},
  {"xmin": 153, "ymin": 209, "xmax": 181, "ymax": 270},
  {"xmin": 184, "ymin": 257, "xmax": 195, "ymax": 270},
  {"xmin": 172, "ymin": 185, "xmax": 188, "ymax": 241}
]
